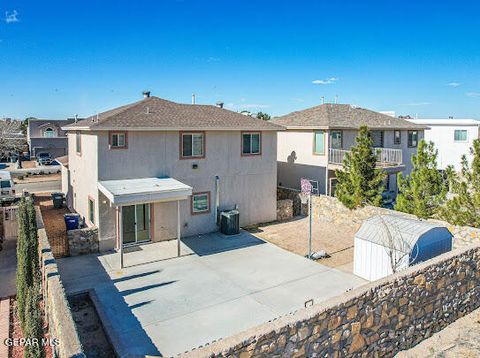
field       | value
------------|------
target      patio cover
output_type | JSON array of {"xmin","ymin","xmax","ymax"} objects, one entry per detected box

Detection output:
[{"xmin": 98, "ymin": 177, "xmax": 193, "ymax": 206}]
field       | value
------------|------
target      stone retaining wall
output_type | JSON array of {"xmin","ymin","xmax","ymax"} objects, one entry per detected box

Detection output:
[
  {"xmin": 36, "ymin": 207, "xmax": 85, "ymax": 358},
  {"xmin": 182, "ymin": 243, "xmax": 480, "ymax": 358},
  {"xmin": 67, "ymin": 226, "xmax": 99, "ymax": 256},
  {"xmin": 277, "ymin": 186, "xmax": 306, "ymax": 216},
  {"xmin": 279, "ymin": 187, "xmax": 480, "ymax": 249},
  {"xmin": 276, "ymin": 199, "xmax": 293, "ymax": 221}
]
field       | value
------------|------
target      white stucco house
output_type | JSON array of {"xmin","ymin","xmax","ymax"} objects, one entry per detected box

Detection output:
[
  {"xmin": 407, "ymin": 118, "xmax": 480, "ymax": 171},
  {"xmin": 61, "ymin": 94, "xmax": 283, "ymax": 252},
  {"xmin": 272, "ymin": 104, "xmax": 427, "ymax": 197}
]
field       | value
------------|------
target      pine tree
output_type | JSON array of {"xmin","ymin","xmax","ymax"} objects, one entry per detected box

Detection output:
[
  {"xmin": 395, "ymin": 140, "xmax": 447, "ymax": 219},
  {"xmin": 335, "ymin": 126, "xmax": 385, "ymax": 209},
  {"xmin": 439, "ymin": 139, "xmax": 480, "ymax": 227},
  {"xmin": 23, "ymin": 288, "xmax": 45, "ymax": 358}
]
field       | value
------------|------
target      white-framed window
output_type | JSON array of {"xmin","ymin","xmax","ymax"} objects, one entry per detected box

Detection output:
[
  {"xmin": 330, "ymin": 130, "xmax": 343, "ymax": 149},
  {"xmin": 75, "ymin": 132, "xmax": 81, "ymax": 154},
  {"xmin": 191, "ymin": 192, "xmax": 210, "ymax": 214},
  {"xmin": 110, "ymin": 132, "xmax": 127, "ymax": 148},
  {"xmin": 394, "ymin": 130, "xmax": 401, "ymax": 145},
  {"xmin": 43, "ymin": 127, "xmax": 55, "ymax": 138},
  {"xmin": 408, "ymin": 130, "xmax": 418, "ymax": 148},
  {"xmin": 181, "ymin": 132, "xmax": 205, "ymax": 158},
  {"xmin": 88, "ymin": 197, "xmax": 95, "ymax": 225},
  {"xmin": 313, "ymin": 131, "xmax": 325, "ymax": 155},
  {"xmin": 454, "ymin": 129, "xmax": 468, "ymax": 142},
  {"xmin": 242, "ymin": 132, "xmax": 261, "ymax": 155}
]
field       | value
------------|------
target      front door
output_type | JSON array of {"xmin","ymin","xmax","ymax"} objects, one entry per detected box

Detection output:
[{"xmin": 122, "ymin": 204, "xmax": 151, "ymax": 245}]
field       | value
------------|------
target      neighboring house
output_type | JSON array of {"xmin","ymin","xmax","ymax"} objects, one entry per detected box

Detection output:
[
  {"xmin": 27, "ymin": 118, "xmax": 76, "ymax": 158},
  {"xmin": 62, "ymin": 95, "xmax": 282, "ymax": 252},
  {"xmin": 272, "ymin": 104, "xmax": 427, "ymax": 196},
  {"xmin": 407, "ymin": 118, "xmax": 480, "ymax": 171},
  {"xmin": 0, "ymin": 118, "xmax": 26, "ymax": 160}
]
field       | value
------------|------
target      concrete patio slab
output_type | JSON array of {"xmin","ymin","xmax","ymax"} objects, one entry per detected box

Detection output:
[{"xmin": 57, "ymin": 231, "xmax": 366, "ymax": 357}]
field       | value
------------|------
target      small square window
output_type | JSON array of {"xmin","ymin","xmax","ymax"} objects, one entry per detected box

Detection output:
[
  {"xmin": 454, "ymin": 130, "xmax": 467, "ymax": 142},
  {"xmin": 394, "ymin": 130, "xmax": 401, "ymax": 145},
  {"xmin": 192, "ymin": 192, "xmax": 210, "ymax": 214},
  {"xmin": 181, "ymin": 133, "xmax": 205, "ymax": 158},
  {"xmin": 88, "ymin": 197, "xmax": 95, "ymax": 224},
  {"xmin": 242, "ymin": 132, "xmax": 261, "ymax": 155},
  {"xmin": 110, "ymin": 132, "xmax": 127, "ymax": 148},
  {"xmin": 408, "ymin": 130, "xmax": 418, "ymax": 148}
]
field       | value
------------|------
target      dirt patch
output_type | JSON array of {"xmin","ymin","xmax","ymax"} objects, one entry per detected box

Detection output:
[
  {"xmin": 36, "ymin": 194, "xmax": 70, "ymax": 258},
  {"xmin": 397, "ymin": 307, "xmax": 480, "ymax": 357},
  {"xmin": 14, "ymin": 173, "xmax": 61, "ymax": 184},
  {"xmin": 69, "ymin": 293, "xmax": 115, "ymax": 358},
  {"xmin": 18, "ymin": 160, "xmax": 37, "ymax": 169},
  {"xmin": 247, "ymin": 216, "xmax": 356, "ymax": 273}
]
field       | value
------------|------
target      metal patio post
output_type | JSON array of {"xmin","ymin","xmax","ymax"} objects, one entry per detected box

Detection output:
[
  {"xmin": 177, "ymin": 200, "xmax": 181, "ymax": 257},
  {"xmin": 119, "ymin": 206, "xmax": 124, "ymax": 269}
]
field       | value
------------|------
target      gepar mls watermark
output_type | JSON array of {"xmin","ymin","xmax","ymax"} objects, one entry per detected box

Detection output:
[{"xmin": 4, "ymin": 337, "xmax": 60, "ymax": 347}]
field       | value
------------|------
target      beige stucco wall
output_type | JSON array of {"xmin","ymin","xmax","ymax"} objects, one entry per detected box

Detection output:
[
  {"xmin": 69, "ymin": 130, "xmax": 277, "ymax": 250},
  {"xmin": 277, "ymin": 128, "xmax": 424, "ymax": 193},
  {"xmin": 66, "ymin": 133, "xmax": 100, "ymax": 234}
]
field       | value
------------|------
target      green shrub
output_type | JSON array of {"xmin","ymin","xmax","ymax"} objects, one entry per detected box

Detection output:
[{"xmin": 23, "ymin": 287, "xmax": 45, "ymax": 358}]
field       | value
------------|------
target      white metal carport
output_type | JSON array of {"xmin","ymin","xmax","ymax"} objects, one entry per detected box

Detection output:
[{"xmin": 98, "ymin": 177, "xmax": 192, "ymax": 268}]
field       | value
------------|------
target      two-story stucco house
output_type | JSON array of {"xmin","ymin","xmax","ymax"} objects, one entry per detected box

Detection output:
[
  {"xmin": 407, "ymin": 118, "xmax": 480, "ymax": 171},
  {"xmin": 61, "ymin": 95, "xmax": 283, "ymax": 252},
  {"xmin": 27, "ymin": 118, "xmax": 76, "ymax": 158},
  {"xmin": 272, "ymin": 104, "xmax": 427, "ymax": 196}
]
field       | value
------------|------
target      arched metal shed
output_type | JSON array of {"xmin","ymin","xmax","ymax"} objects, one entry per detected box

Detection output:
[{"xmin": 353, "ymin": 215, "xmax": 453, "ymax": 281}]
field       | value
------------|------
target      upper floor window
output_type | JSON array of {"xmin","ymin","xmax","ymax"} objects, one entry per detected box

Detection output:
[
  {"xmin": 75, "ymin": 132, "xmax": 81, "ymax": 154},
  {"xmin": 394, "ymin": 130, "xmax": 401, "ymax": 145},
  {"xmin": 408, "ymin": 130, "xmax": 418, "ymax": 148},
  {"xmin": 454, "ymin": 129, "xmax": 468, "ymax": 142},
  {"xmin": 109, "ymin": 132, "xmax": 128, "ymax": 149},
  {"xmin": 313, "ymin": 131, "xmax": 325, "ymax": 155},
  {"xmin": 371, "ymin": 130, "xmax": 384, "ymax": 148},
  {"xmin": 242, "ymin": 132, "xmax": 261, "ymax": 156},
  {"xmin": 43, "ymin": 127, "xmax": 55, "ymax": 138},
  {"xmin": 330, "ymin": 130, "xmax": 343, "ymax": 149},
  {"xmin": 181, "ymin": 132, "xmax": 205, "ymax": 158}
]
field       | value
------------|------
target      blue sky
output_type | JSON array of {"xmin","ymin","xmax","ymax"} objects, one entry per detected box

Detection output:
[{"xmin": 1, "ymin": 1, "xmax": 480, "ymax": 119}]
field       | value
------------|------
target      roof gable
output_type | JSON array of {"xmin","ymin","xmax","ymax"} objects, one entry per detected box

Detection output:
[
  {"xmin": 65, "ymin": 96, "xmax": 283, "ymax": 131},
  {"xmin": 272, "ymin": 104, "xmax": 427, "ymax": 130}
]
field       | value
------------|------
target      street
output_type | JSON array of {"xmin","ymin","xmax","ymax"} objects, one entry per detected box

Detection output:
[{"xmin": 15, "ymin": 179, "xmax": 61, "ymax": 194}]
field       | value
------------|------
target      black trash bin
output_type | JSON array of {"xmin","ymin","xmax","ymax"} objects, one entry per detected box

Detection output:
[
  {"xmin": 51, "ymin": 192, "xmax": 65, "ymax": 209},
  {"xmin": 220, "ymin": 210, "xmax": 240, "ymax": 235}
]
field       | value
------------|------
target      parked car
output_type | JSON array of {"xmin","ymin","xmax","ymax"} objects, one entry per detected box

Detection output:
[
  {"xmin": 0, "ymin": 171, "xmax": 15, "ymax": 201},
  {"xmin": 36, "ymin": 152, "xmax": 53, "ymax": 166}
]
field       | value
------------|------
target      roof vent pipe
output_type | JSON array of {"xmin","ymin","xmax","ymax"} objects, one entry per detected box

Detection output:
[
  {"xmin": 321, "ymin": 96, "xmax": 325, "ymax": 105},
  {"xmin": 334, "ymin": 95, "xmax": 338, "ymax": 104},
  {"xmin": 74, "ymin": 114, "xmax": 78, "ymax": 123},
  {"xmin": 216, "ymin": 101, "xmax": 224, "ymax": 109},
  {"xmin": 192, "ymin": 93, "xmax": 196, "ymax": 105},
  {"xmin": 143, "ymin": 90, "xmax": 151, "ymax": 98}
]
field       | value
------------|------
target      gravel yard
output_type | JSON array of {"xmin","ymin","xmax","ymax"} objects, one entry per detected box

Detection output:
[
  {"xmin": 36, "ymin": 194, "xmax": 70, "ymax": 258},
  {"xmin": 246, "ymin": 216, "xmax": 357, "ymax": 273}
]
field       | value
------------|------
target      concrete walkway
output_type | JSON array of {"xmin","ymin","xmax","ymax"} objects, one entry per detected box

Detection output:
[
  {"xmin": 58, "ymin": 231, "xmax": 366, "ymax": 357},
  {"xmin": 0, "ymin": 234, "xmax": 17, "ymax": 298}
]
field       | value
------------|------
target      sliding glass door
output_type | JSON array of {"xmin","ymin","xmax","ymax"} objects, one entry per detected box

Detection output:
[{"xmin": 122, "ymin": 204, "xmax": 151, "ymax": 245}]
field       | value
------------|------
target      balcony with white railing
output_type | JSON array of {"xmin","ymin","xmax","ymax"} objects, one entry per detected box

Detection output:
[{"xmin": 328, "ymin": 147, "xmax": 403, "ymax": 167}]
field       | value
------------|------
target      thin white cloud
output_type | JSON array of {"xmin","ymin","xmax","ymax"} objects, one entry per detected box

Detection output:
[
  {"xmin": 447, "ymin": 82, "xmax": 462, "ymax": 87},
  {"xmin": 5, "ymin": 10, "xmax": 19, "ymax": 23},
  {"xmin": 312, "ymin": 77, "xmax": 338, "ymax": 85},
  {"xmin": 405, "ymin": 102, "xmax": 431, "ymax": 106},
  {"xmin": 466, "ymin": 92, "xmax": 480, "ymax": 97},
  {"xmin": 242, "ymin": 104, "xmax": 270, "ymax": 109}
]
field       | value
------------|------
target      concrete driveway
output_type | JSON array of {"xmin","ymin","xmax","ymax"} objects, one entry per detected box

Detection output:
[{"xmin": 57, "ymin": 231, "xmax": 365, "ymax": 357}]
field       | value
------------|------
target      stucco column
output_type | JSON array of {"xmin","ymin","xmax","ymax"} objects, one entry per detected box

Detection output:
[{"xmin": 177, "ymin": 200, "xmax": 181, "ymax": 257}]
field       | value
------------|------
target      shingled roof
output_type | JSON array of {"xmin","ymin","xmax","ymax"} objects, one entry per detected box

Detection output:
[
  {"xmin": 272, "ymin": 104, "xmax": 427, "ymax": 130},
  {"xmin": 64, "ymin": 96, "xmax": 283, "ymax": 131}
]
